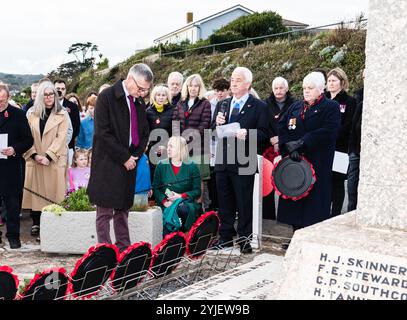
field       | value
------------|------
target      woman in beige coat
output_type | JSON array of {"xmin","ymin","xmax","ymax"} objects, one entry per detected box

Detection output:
[{"xmin": 22, "ymin": 81, "xmax": 69, "ymax": 237}]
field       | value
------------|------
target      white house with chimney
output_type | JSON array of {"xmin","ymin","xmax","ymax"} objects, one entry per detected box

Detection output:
[{"xmin": 154, "ymin": 4, "xmax": 309, "ymax": 45}]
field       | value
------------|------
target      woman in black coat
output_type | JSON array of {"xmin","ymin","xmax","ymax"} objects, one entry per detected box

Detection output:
[
  {"xmin": 146, "ymin": 85, "xmax": 174, "ymax": 178},
  {"xmin": 262, "ymin": 77, "xmax": 296, "ymax": 220},
  {"xmin": 0, "ymin": 84, "xmax": 33, "ymax": 248},
  {"xmin": 277, "ymin": 72, "xmax": 340, "ymax": 231},
  {"xmin": 326, "ymin": 68, "xmax": 356, "ymax": 216}
]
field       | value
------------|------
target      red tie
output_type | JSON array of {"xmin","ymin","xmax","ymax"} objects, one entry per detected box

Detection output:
[{"xmin": 127, "ymin": 95, "xmax": 139, "ymax": 147}]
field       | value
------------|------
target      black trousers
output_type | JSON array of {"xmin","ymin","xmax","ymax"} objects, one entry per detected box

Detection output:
[
  {"xmin": 216, "ymin": 171, "xmax": 255, "ymax": 241},
  {"xmin": 331, "ymin": 172, "xmax": 346, "ymax": 216},
  {"xmin": 207, "ymin": 167, "xmax": 219, "ymax": 211},
  {"xmin": 2, "ymin": 194, "xmax": 21, "ymax": 240},
  {"xmin": 31, "ymin": 210, "xmax": 41, "ymax": 226},
  {"xmin": 263, "ymin": 191, "xmax": 276, "ymax": 220}
]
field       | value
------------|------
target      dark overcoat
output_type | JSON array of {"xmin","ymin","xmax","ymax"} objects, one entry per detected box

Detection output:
[
  {"xmin": 277, "ymin": 96, "xmax": 340, "ymax": 227},
  {"xmin": 260, "ymin": 92, "xmax": 296, "ymax": 154},
  {"xmin": 87, "ymin": 80, "xmax": 149, "ymax": 210},
  {"xmin": 0, "ymin": 105, "xmax": 33, "ymax": 196},
  {"xmin": 62, "ymin": 98, "xmax": 81, "ymax": 149}
]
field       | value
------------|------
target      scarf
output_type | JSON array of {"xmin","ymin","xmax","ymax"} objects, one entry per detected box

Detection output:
[
  {"xmin": 153, "ymin": 102, "xmax": 165, "ymax": 113},
  {"xmin": 301, "ymin": 94, "xmax": 324, "ymax": 120}
]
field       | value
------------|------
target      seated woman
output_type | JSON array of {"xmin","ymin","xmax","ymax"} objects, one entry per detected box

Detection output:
[{"xmin": 153, "ymin": 136, "xmax": 202, "ymax": 236}]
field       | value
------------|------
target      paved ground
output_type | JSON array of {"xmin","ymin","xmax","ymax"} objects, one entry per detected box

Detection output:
[{"xmin": 0, "ymin": 191, "xmax": 349, "ymax": 288}]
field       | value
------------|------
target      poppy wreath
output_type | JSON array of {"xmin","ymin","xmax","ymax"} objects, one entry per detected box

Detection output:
[
  {"xmin": 271, "ymin": 155, "xmax": 317, "ymax": 201},
  {"xmin": 67, "ymin": 243, "xmax": 119, "ymax": 299}
]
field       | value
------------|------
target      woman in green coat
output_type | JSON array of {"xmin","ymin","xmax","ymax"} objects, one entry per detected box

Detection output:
[{"xmin": 153, "ymin": 136, "xmax": 202, "ymax": 235}]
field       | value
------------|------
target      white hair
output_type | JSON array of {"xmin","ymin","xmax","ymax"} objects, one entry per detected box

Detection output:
[
  {"xmin": 233, "ymin": 67, "xmax": 253, "ymax": 84},
  {"xmin": 303, "ymin": 72, "xmax": 326, "ymax": 93},
  {"xmin": 167, "ymin": 71, "xmax": 184, "ymax": 85},
  {"xmin": 272, "ymin": 77, "xmax": 289, "ymax": 90}
]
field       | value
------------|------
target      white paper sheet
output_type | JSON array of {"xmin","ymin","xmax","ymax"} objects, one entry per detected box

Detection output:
[
  {"xmin": 216, "ymin": 122, "xmax": 241, "ymax": 139},
  {"xmin": 0, "ymin": 134, "xmax": 8, "ymax": 159},
  {"xmin": 332, "ymin": 151, "xmax": 349, "ymax": 174}
]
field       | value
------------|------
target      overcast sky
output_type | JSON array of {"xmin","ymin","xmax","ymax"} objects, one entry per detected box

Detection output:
[{"xmin": 1, "ymin": 0, "xmax": 369, "ymax": 75}]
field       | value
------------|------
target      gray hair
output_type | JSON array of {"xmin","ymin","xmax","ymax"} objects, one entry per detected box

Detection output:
[
  {"xmin": 128, "ymin": 63, "xmax": 154, "ymax": 83},
  {"xmin": 272, "ymin": 77, "xmax": 289, "ymax": 90},
  {"xmin": 233, "ymin": 67, "xmax": 253, "ymax": 84},
  {"xmin": 31, "ymin": 82, "xmax": 39, "ymax": 90},
  {"xmin": 0, "ymin": 83, "xmax": 10, "ymax": 97},
  {"xmin": 34, "ymin": 81, "xmax": 62, "ymax": 120},
  {"xmin": 167, "ymin": 71, "xmax": 184, "ymax": 85},
  {"xmin": 303, "ymin": 72, "xmax": 326, "ymax": 93}
]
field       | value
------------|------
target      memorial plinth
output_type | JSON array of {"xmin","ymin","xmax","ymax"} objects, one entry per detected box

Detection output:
[{"xmin": 273, "ymin": 0, "xmax": 407, "ymax": 300}]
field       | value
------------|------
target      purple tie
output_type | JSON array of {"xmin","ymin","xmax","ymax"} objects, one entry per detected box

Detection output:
[{"xmin": 128, "ymin": 95, "xmax": 139, "ymax": 147}]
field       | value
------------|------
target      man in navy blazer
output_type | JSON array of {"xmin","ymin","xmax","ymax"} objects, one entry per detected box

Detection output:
[
  {"xmin": 211, "ymin": 67, "xmax": 269, "ymax": 253},
  {"xmin": 0, "ymin": 84, "xmax": 33, "ymax": 249}
]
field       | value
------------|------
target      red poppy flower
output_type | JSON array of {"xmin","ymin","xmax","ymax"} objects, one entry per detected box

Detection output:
[
  {"xmin": 184, "ymin": 111, "xmax": 190, "ymax": 118},
  {"xmin": 4, "ymin": 111, "xmax": 9, "ymax": 118}
]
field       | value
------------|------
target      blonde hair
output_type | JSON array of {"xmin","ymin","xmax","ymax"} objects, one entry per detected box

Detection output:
[
  {"xmin": 168, "ymin": 136, "xmax": 189, "ymax": 161},
  {"xmin": 33, "ymin": 81, "xmax": 62, "ymax": 120},
  {"xmin": 181, "ymin": 74, "xmax": 207, "ymax": 101},
  {"xmin": 150, "ymin": 84, "xmax": 171, "ymax": 105},
  {"xmin": 72, "ymin": 149, "xmax": 89, "ymax": 168},
  {"xmin": 327, "ymin": 67, "xmax": 349, "ymax": 92}
]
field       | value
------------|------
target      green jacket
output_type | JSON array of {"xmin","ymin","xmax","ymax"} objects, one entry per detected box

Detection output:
[{"xmin": 153, "ymin": 159, "xmax": 202, "ymax": 231}]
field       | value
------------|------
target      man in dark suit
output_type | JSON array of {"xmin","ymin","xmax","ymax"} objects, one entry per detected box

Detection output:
[
  {"xmin": 87, "ymin": 64, "xmax": 152, "ymax": 252},
  {"xmin": 0, "ymin": 84, "xmax": 33, "ymax": 249},
  {"xmin": 54, "ymin": 79, "xmax": 80, "ymax": 165},
  {"xmin": 211, "ymin": 67, "xmax": 269, "ymax": 254}
]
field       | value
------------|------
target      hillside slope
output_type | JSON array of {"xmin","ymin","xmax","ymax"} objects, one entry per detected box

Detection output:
[{"xmin": 74, "ymin": 29, "xmax": 366, "ymax": 100}]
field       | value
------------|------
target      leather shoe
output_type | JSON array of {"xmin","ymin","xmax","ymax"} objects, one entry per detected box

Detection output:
[
  {"xmin": 211, "ymin": 239, "xmax": 234, "ymax": 250},
  {"xmin": 239, "ymin": 242, "xmax": 253, "ymax": 254},
  {"xmin": 9, "ymin": 239, "xmax": 21, "ymax": 249}
]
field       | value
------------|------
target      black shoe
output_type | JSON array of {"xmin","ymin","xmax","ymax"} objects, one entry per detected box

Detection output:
[
  {"xmin": 281, "ymin": 241, "xmax": 291, "ymax": 250},
  {"xmin": 239, "ymin": 241, "xmax": 253, "ymax": 254},
  {"xmin": 31, "ymin": 225, "xmax": 40, "ymax": 237},
  {"xmin": 211, "ymin": 238, "xmax": 234, "ymax": 250},
  {"xmin": 9, "ymin": 239, "xmax": 21, "ymax": 249}
]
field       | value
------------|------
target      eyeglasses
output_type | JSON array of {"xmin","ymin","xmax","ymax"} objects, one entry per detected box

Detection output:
[
  {"xmin": 131, "ymin": 77, "xmax": 150, "ymax": 93},
  {"xmin": 44, "ymin": 93, "xmax": 55, "ymax": 98}
]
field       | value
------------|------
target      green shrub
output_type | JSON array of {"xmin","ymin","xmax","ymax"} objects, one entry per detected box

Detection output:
[
  {"xmin": 61, "ymin": 188, "xmax": 95, "ymax": 212},
  {"xmin": 208, "ymin": 31, "xmax": 245, "ymax": 52},
  {"xmin": 218, "ymin": 11, "xmax": 287, "ymax": 43}
]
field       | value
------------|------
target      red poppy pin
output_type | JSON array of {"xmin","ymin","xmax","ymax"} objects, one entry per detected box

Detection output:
[
  {"xmin": 184, "ymin": 111, "xmax": 190, "ymax": 118},
  {"xmin": 4, "ymin": 111, "xmax": 9, "ymax": 118},
  {"xmin": 155, "ymin": 118, "xmax": 161, "ymax": 124}
]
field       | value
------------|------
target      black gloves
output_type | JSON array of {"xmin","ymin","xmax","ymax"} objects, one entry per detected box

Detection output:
[
  {"xmin": 289, "ymin": 150, "xmax": 301, "ymax": 162},
  {"xmin": 285, "ymin": 139, "xmax": 304, "ymax": 153},
  {"xmin": 285, "ymin": 139, "xmax": 304, "ymax": 162}
]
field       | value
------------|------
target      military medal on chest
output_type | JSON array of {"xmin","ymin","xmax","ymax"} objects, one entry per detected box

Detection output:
[{"xmin": 288, "ymin": 118, "xmax": 297, "ymax": 130}]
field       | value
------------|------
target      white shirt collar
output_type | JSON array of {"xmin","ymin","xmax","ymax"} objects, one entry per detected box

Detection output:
[{"xmin": 232, "ymin": 92, "xmax": 250, "ymax": 108}]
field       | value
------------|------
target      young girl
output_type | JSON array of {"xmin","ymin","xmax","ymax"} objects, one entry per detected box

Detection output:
[{"xmin": 68, "ymin": 149, "xmax": 91, "ymax": 191}]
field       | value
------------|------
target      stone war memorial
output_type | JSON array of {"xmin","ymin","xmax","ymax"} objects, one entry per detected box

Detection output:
[{"xmin": 272, "ymin": 0, "xmax": 407, "ymax": 300}]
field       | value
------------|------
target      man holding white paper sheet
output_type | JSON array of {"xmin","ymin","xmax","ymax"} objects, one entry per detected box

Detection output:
[
  {"xmin": 210, "ymin": 67, "xmax": 269, "ymax": 254},
  {"xmin": 0, "ymin": 83, "xmax": 33, "ymax": 249}
]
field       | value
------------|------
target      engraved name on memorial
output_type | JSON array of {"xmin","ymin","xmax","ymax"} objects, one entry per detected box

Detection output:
[{"xmin": 294, "ymin": 243, "xmax": 407, "ymax": 300}]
